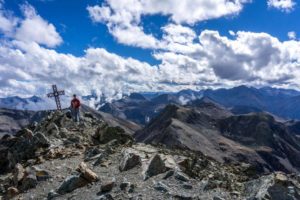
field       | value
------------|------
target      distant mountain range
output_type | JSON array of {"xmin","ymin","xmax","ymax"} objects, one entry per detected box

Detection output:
[
  {"xmin": 99, "ymin": 86, "xmax": 300, "ymax": 125},
  {"xmin": 0, "ymin": 108, "xmax": 48, "ymax": 136},
  {"xmin": 0, "ymin": 95, "xmax": 70, "ymax": 111},
  {"xmin": 2, "ymin": 85, "xmax": 300, "ymax": 125}
]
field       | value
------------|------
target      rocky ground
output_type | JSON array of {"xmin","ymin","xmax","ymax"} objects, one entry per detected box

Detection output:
[{"xmin": 0, "ymin": 109, "xmax": 300, "ymax": 200}]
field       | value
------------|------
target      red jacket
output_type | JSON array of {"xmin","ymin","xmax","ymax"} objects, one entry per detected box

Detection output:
[{"xmin": 71, "ymin": 98, "xmax": 81, "ymax": 109}]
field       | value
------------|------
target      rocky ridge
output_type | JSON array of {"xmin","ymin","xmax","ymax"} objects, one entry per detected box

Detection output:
[
  {"xmin": 0, "ymin": 108, "xmax": 299, "ymax": 200},
  {"xmin": 135, "ymin": 100, "xmax": 300, "ymax": 174}
]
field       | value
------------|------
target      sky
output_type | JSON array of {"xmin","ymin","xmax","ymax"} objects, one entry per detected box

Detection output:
[{"xmin": 0, "ymin": 0, "xmax": 300, "ymax": 100}]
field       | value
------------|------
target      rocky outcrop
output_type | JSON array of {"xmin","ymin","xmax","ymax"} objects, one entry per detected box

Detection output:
[
  {"xmin": 93, "ymin": 124, "xmax": 133, "ymax": 144},
  {"xmin": 1, "ymin": 107, "xmax": 300, "ymax": 200},
  {"xmin": 245, "ymin": 172, "xmax": 300, "ymax": 200}
]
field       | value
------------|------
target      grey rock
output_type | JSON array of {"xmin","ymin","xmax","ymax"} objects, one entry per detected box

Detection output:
[
  {"xmin": 213, "ymin": 196, "xmax": 225, "ymax": 200},
  {"xmin": 22, "ymin": 128, "xmax": 33, "ymax": 139},
  {"xmin": 94, "ymin": 124, "xmax": 132, "ymax": 144},
  {"xmin": 21, "ymin": 174, "xmax": 38, "ymax": 190},
  {"xmin": 120, "ymin": 182, "xmax": 130, "ymax": 190},
  {"xmin": 153, "ymin": 181, "xmax": 170, "ymax": 193},
  {"xmin": 59, "ymin": 128, "xmax": 68, "ymax": 138},
  {"xmin": 128, "ymin": 183, "xmax": 135, "ymax": 193},
  {"xmin": 57, "ymin": 175, "xmax": 89, "ymax": 195},
  {"xmin": 100, "ymin": 179, "xmax": 115, "ymax": 193},
  {"xmin": 13, "ymin": 163, "xmax": 25, "ymax": 186},
  {"xmin": 47, "ymin": 123, "xmax": 60, "ymax": 136},
  {"xmin": 169, "ymin": 191, "xmax": 194, "ymax": 200},
  {"xmin": 119, "ymin": 148, "xmax": 141, "ymax": 171},
  {"xmin": 85, "ymin": 147, "xmax": 102, "ymax": 160},
  {"xmin": 95, "ymin": 193, "xmax": 114, "ymax": 200},
  {"xmin": 143, "ymin": 154, "xmax": 167, "ymax": 180},
  {"xmin": 47, "ymin": 190, "xmax": 60, "ymax": 200},
  {"xmin": 33, "ymin": 132, "xmax": 50, "ymax": 147},
  {"xmin": 163, "ymin": 170, "xmax": 174, "ymax": 179},
  {"xmin": 175, "ymin": 171, "xmax": 190, "ymax": 182},
  {"xmin": 93, "ymin": 154, "xmax": 106, "ymax": 166},
  {"xmin": 182, "ymin": 183, "xmax": 193, "ymax": 190},
  {"xmin": 244, "ymin": 173, "xmax": 300, "ymax": 200}
]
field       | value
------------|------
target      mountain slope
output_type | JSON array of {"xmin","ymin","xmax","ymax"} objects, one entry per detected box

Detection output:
[
  {"xmin": 0, "ymin": 108, "xmax": 47, "ymax": 136},
  {"xmin": 204, "ymin": 85, "xmax": 300, "ymax": 120},
  {"xmin": 81, "ymin": 104, "xmax": 141, "ymax": 134},
  {"xmin": 99, "ymin": 93, "xmax": 179, "ymax": 125},
  {"xmin": 135, "ymin": 99, "xmax": 300, "ymax": 173}
]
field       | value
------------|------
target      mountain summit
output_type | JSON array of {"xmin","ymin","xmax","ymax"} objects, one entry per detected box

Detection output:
[{"xmin": 1, "ymin": 106, "xmax": 299, "ymax": 199}]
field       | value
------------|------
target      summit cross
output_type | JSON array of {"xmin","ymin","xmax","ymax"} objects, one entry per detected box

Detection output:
[{"xmin": 47, "ymin": 85, "xmax": 65, "ymax": 111}]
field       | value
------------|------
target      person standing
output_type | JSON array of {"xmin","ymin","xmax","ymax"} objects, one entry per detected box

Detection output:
[{"xmin": 70, "ymin": 94, "xmax": 81, "ymax": 122}]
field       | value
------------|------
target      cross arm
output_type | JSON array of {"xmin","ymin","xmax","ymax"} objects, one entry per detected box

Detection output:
[{"xmin": 47, "ymin": 93, "xmax": 54, "ymax": 97}]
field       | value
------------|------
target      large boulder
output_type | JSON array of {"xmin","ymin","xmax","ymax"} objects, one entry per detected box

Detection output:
[
  {"xmin": 33, "ymin": 132, "xmax": 50, "ymax": 148},
  {"xmin": 93, "ymin": 124, "xmax": 132, "ymax": 144},
  {"xmin": 143, "ymin": 154, "xmax": 167, "ymax": 180},
  {"xmin": 0, "ymin": 135, "xmax": 43, "ymax": 173},
  {"xmin": 244, "ymin": 172, "xmax": 300, "ymax": 200},
  {"xmin": 119, "ymin": 148, "xmax": 141, "ymax": 171}
]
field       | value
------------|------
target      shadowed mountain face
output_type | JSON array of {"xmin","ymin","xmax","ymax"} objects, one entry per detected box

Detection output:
[
  {"xmin": 0, "ymin": 108, "xmax": 47, "ymax": 136},
  {"xmin": 99, "ymin": 93, "xmax": 182, "ymax": 125},
  {"xmin": 135, "ymin": 99, "xmax": 300, "ymax": 173}
]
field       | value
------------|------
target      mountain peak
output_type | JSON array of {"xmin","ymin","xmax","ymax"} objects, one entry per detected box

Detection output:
[{"xmin": 128, "ymin": 93, "xmax": 146, "ymax": 100}]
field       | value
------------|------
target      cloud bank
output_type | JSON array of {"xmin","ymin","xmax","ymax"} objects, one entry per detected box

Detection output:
[{"xmin": 0, "ymin": 1, "xmax": 300, "ymax": 103}]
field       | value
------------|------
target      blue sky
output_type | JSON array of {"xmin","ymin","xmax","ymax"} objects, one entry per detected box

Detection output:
[
  {"xmin": 0, "ymin": 0, "xmax": 300, "ymax": 99},
  {"xmin": 3, "ymin": 0, "xmax": 300, "ymax": 64}
]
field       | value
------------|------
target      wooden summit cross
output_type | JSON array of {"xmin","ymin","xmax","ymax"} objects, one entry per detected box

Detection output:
[{"xmin": 47, "ymin": 85, "xmax": 65, "ymax": 110}]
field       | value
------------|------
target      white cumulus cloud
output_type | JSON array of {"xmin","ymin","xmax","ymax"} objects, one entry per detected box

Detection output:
[
  {"xmin": 288, "ymin": 31, "xmax": 297, "ymax": 40},
  {"xmin": 87, "ymin": 0, "xmax": 251, "ymax": 49},
  {"xmin": 0, "ymin": 1, "xmax": 19, "ymax": 36},
  {"xmin": 14, "ymin": 4, "xmax": 62, "ymax": 48},
  {"xmin": 267, "ymin": 0, "xmax": 296, "ymax": 12},
  {"xmin": 0, "ymin": 2, "xmax": 62, "ymax": 48}
]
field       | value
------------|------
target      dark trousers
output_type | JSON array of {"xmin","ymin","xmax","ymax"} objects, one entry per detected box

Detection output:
[{"xmin": 71, "ymin": 108, "xmax": 80, "ymax": 122}]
